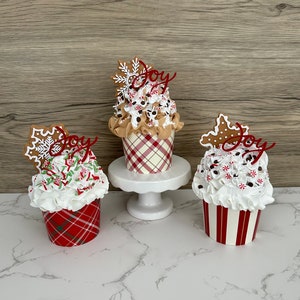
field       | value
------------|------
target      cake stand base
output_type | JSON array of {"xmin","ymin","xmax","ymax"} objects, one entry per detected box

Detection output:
[
  {"xmin": 108, "ymin": 155, "xmax": 191, "ymax": 221},
  {"xmin": 127, "ymin": 192, "xmax": 173, "ymax": 220}
]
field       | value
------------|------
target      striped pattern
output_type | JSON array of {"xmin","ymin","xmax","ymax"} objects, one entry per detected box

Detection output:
[
  {"xmin": 122, "ymin": 132, "xmax": 174, "ymax": 174},
  {"xmin": 42, "ymin": 200, "xmax": 100, "ymax": 247},
  {"xmin": 202, "ymin": 200, "xmax": 261, "ymax": 246}
]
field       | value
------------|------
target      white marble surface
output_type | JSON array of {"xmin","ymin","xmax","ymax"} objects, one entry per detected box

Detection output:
[{"xmin": 0, "ymin": 188, "xmax": 300, "ymax": 300}]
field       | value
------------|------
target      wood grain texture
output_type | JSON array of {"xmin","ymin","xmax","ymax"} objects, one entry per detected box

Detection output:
[{"xmin": 0, "ymin": 0, "xmax": 299, "ymax": 192}]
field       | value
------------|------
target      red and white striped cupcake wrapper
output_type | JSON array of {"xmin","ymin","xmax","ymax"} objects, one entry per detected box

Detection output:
[
  {"xmin": 202, "ymin": 200, "xmax": 261, "ymax": 246},
  {"xmin": 42, "ymin": 199, "xmax": 100, "ymax": 247},
  {"xmin": 122, "ymin": 132, "xmax": 174, "ymax": 174}
]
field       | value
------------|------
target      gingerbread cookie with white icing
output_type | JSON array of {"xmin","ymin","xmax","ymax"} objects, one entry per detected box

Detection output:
[
  {"xmin": 200, "ymin": 114, "xmax": 249, "ymax": 148},
  {"xmin": 24, "ymin": 124, "xmax": 69, "ymax": 171}
]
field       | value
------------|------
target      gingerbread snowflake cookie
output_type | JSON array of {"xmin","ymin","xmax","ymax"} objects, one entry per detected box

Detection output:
[
  {"xmin": 112, "ymin": 57, "xmax": 151, "ymax": 98},
  {"xmin": 24, "ymin": 124, "xmax": 69, "ymax": 171},
  {"xmin": 200, "ymin": 114, "xmax": 249, "ymax": 148}
]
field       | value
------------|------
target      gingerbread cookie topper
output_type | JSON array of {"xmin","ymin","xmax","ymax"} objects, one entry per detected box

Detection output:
[
  {"xmin": 200, "ymin": 114, "xmax": 249, "ymax": 148},
  {"xmin": 24, "ymin": 124, "xmax": 99, "ymax": 172},
  {"xmin": 112, "ymin": 57, "xmax": 151, "ymax": 98},
  {"xmin": 112, "ymin": 57, "xmax": 176, "ymax": 97},
  {"xmin": 24, "ymin": 124, "xmax": 69, "ymax": 172},
  {"xmin": 200, "ymin": 114, "xmax": 276, "ymax": 165}
]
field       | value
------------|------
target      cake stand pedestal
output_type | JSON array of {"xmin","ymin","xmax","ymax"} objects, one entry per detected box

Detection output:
[{"xmin": 108, "ymin": 155, "xmax": 191, "ymax": 220}]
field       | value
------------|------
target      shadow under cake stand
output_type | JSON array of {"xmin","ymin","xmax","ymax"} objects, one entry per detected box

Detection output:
[{"xmin": 108, "ymin": 155, "xmax": 191, "ymax": 220}]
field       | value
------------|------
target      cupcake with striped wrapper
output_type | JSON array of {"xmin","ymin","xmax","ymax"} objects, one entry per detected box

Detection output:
[{"xmin": 192, "ymin": 114, "xmax": 276, "ymax": 245}]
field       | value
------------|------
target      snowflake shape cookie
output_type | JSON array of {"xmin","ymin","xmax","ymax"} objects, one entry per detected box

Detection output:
[
  {"xmin": 112, "ymin": 57, "xmax": 151, "ymax": 98},
  {"xmin": 24, "ymin": 124, "xmax": 69, "ymax": 172},
  {"xmin": 200, "ymin": 114, "xmax": 249, "ymax": 148}
]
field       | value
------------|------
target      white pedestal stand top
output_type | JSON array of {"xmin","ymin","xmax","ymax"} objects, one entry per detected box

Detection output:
[{"xmin": 108, "ymin": 155, "xmax": 191, "ymax": 220}]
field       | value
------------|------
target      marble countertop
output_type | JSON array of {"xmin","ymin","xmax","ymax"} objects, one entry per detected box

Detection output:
[{"xmin": 1, "ymin": 188, "xmax": 300, "ymax": 300}]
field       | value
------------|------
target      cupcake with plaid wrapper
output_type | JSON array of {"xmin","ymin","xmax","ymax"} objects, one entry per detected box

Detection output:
[
  {"xmin": 108, "ymin": 57, "xmax": 183, "ymax": 174},
  {"xmin": 24, "ymin": 124, "xmax": 109, "ymax": 247},
  {"xmin": 192, "ymin": 114, "xmax": 276, "ymax": 245}
]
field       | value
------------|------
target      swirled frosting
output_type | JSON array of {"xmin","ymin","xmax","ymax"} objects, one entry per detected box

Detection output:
[
  {"xmin": 28, "ymin": 149, "xmax": 109, "ymax": 212},
  {"xmin": 109, "ymin": 80, "xmax": 183, "ymax": 139},
  {"xmin": 192, "ymin": 144, "xmax": 275, "ymax": 211}
]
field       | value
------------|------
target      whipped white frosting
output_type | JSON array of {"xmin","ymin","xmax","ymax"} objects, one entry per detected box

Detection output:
[
  {"xmin": 192, "ymin": 144, "xmax": 275, "ymax": 211},
  {"xmin": 28, "ymin": 149, "xmax": 109, "ymax": 212},
  {"xmin": 109, "ymin": 79, "xmax": 183, "ymax": 139},
  {"xmin": 123, "ymin": 81, "xmax": 177, "ymax": 128}
]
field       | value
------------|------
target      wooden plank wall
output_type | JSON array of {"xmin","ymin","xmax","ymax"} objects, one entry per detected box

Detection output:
[{"xmin": 0, "ymin": 0, "xmax": 299, "ymax": 192}]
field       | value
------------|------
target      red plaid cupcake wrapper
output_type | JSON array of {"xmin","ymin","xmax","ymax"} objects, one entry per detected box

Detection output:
[
  {"xmin": 42, "ymin": 199, "xmax": 100, "ymax": 247},
  {"xmin": 202, "ymin": 200, "xmax": 261, "ymax": 246},
  {"xmin": 122, "ymin": 132, "xmax": 174, "ymax": 174}
]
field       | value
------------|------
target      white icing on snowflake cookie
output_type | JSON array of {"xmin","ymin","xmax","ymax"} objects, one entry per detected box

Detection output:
[
  {"xmin": 112, "ymin": 57, "xmax": 150, "ymax": 98},
  {"xmin": 24, "ymin": 124, "xmax": 68, "ymax": 171}
]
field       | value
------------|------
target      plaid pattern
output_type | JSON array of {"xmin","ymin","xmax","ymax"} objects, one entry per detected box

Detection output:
[
  {"xmin": 122, "ymin": 132, "xmax": 174, "ymax": 174},
  {"xmin": 42, "ymin": 200, "xmax": 100, "ymax": 247}
]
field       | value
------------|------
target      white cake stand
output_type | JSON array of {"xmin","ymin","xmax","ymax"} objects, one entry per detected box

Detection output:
[{"xmin": 108, "ymin": 155, "xmax": 191, "ymax": 220}]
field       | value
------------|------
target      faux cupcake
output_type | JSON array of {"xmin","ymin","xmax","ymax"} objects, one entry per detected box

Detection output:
[
  {"xmin": 24, "ymin": 124, "xmax": 109, "ymax": 247},
  {"xmin": 108, "ymin": 57, "xmax": 183, "ymax": 174},
  {"xmin": 192, "ymin": 114, "xmax": 276, "ymax": 245}
]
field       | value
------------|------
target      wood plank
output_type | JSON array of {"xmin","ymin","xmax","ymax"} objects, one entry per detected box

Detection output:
[{"xmin": 0, "ymin": 0, "xmax": 299, "ymax": 192}]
